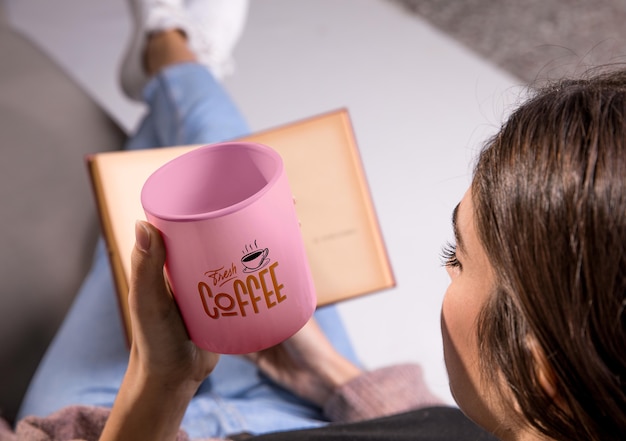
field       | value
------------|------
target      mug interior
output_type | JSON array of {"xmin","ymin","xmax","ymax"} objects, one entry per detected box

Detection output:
[{"xmin": 142, "ymin": 143, "xmax": 281, "ymax": 220}]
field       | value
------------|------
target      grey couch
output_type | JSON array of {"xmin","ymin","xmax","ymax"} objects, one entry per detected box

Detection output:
[{"xmin": 0, "ymin": 8, "xmax": 127, "ymax": 423}]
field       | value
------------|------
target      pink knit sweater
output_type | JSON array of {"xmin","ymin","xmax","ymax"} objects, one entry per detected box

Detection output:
[{"xmin": 0, "ymin": 364, "xmax": 442, "ymax": 441}]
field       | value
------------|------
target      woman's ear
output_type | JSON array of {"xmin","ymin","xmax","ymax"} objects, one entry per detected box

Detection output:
[{"xmin": 526, "ymin": 335, "xmax": 558, "ymax": 399}]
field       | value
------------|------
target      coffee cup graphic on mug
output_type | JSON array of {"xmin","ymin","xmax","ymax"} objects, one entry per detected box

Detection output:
[
  {"xmin": 141, "ymin": 142, "xmax": 317, "ymax": 354},
  {"xmin": 241, "ymin": 243, "xmax": 269, "ymax": 273}
]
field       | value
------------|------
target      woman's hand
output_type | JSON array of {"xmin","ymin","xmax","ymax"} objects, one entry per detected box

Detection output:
[
  {"xmin": 246, "ymin": 318, "xmax": 362, "ymax": 407},
  {"xmin": 128, "ymin": 220, "xmax": 219, "ymax": 388},
  {"xmin": 99, "ymin": 221, "xmax": 219, "ymax": 441}
]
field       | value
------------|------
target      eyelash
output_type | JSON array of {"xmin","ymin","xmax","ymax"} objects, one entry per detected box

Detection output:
[{"xmin": 440, "ymin": 242, "xmax": 461, "ymax": 269}]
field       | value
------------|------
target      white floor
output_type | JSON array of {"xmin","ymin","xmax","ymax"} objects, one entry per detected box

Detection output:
[{"xmin": 5, "ymin": 0, "xmax": 522, "ymax": 404}]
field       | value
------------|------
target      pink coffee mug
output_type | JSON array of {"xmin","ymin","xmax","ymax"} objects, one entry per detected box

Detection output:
[{"xmin": 141, "ymin": 142, "xmax": 317, "ymax": 354}]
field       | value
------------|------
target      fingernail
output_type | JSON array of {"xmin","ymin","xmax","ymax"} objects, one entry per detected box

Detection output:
[{"xmin": 135, "ymin": 220, "xmax": 151, "ymax": 252}]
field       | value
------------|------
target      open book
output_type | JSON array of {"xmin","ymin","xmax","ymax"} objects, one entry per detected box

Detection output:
[{"xmin": 87, "ymin": 109, "xmax": 395, "ymax": 342}]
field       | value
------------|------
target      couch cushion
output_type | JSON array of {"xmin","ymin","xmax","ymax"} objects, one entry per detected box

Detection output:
[{"xmin": 0, "ymin": 22, "xmax": 126, "ymax": 423}]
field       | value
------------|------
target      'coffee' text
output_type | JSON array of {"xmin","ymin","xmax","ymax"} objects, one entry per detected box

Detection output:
[{"xmin": 197, "ymin": 261, "xmax": 286, "ymax": 318}]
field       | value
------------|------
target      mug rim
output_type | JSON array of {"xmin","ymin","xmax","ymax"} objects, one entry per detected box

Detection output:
[{"xmin": 141, "ymin": 142, "xmax": 284, "ymax": 221}]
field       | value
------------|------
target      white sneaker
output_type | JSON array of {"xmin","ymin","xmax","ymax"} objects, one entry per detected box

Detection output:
[
  {"xmin": 119, "ymin": 0, "xmax": 190, "ymax": 101},
  {"xmin": 185, "ymin": 0, "xmax": 249, "ymax": 80},
  {"xmin": 119, "ymin": 0, "xmax": 249, "ymax": 101}
]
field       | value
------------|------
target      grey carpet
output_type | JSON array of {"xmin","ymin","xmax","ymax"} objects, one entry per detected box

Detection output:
[{"xmin": 390, "ymin": 0, "xmax": 626, "ymax": 84}]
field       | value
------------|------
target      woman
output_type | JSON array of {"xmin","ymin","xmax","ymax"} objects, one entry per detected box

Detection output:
[
  {"xmin": 91, "ymin": 63, "xmax": 626, "ymax": 441},
  {"xmin": 5, "ymin": 0, "xmax": 624, "ymax": 439},
  {"xmin": 442, "ymin": 70, "xmax": 626, "ymax": 440},
  {"xmin": 94, "ymin": 66, "xmax": 624, "ymax": 441}
]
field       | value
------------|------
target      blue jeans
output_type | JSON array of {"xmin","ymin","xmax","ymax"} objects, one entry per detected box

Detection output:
[{"xmin": 18, "ymin": 63, "xmax": 359, "ymax": 439}]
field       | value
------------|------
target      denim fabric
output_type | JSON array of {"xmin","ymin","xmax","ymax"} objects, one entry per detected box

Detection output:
[
  {"xmin": 126, "ymin": 63, "xmax": 250, "ymax": 149},
  {"xmin": 18, "ymin": 63, "xmax": 359, "ymax": 439}
]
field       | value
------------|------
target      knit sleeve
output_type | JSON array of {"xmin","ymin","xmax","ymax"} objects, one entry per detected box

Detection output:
[
  {"xmin": 323, "ymin": 363, "xmax": 444, "ymax": 423},
  {"xmin": 11, "ymin": 406, "xmax": 192, "ymax": 441},
  {"xmin": 0, "ymin": 418, "xmax": 16, "ymax": 441}
]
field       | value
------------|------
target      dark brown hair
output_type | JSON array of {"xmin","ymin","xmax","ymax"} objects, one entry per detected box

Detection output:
[{"xmin": 472, "ymin": 69, "xmax": 626, "ymax": 440}]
